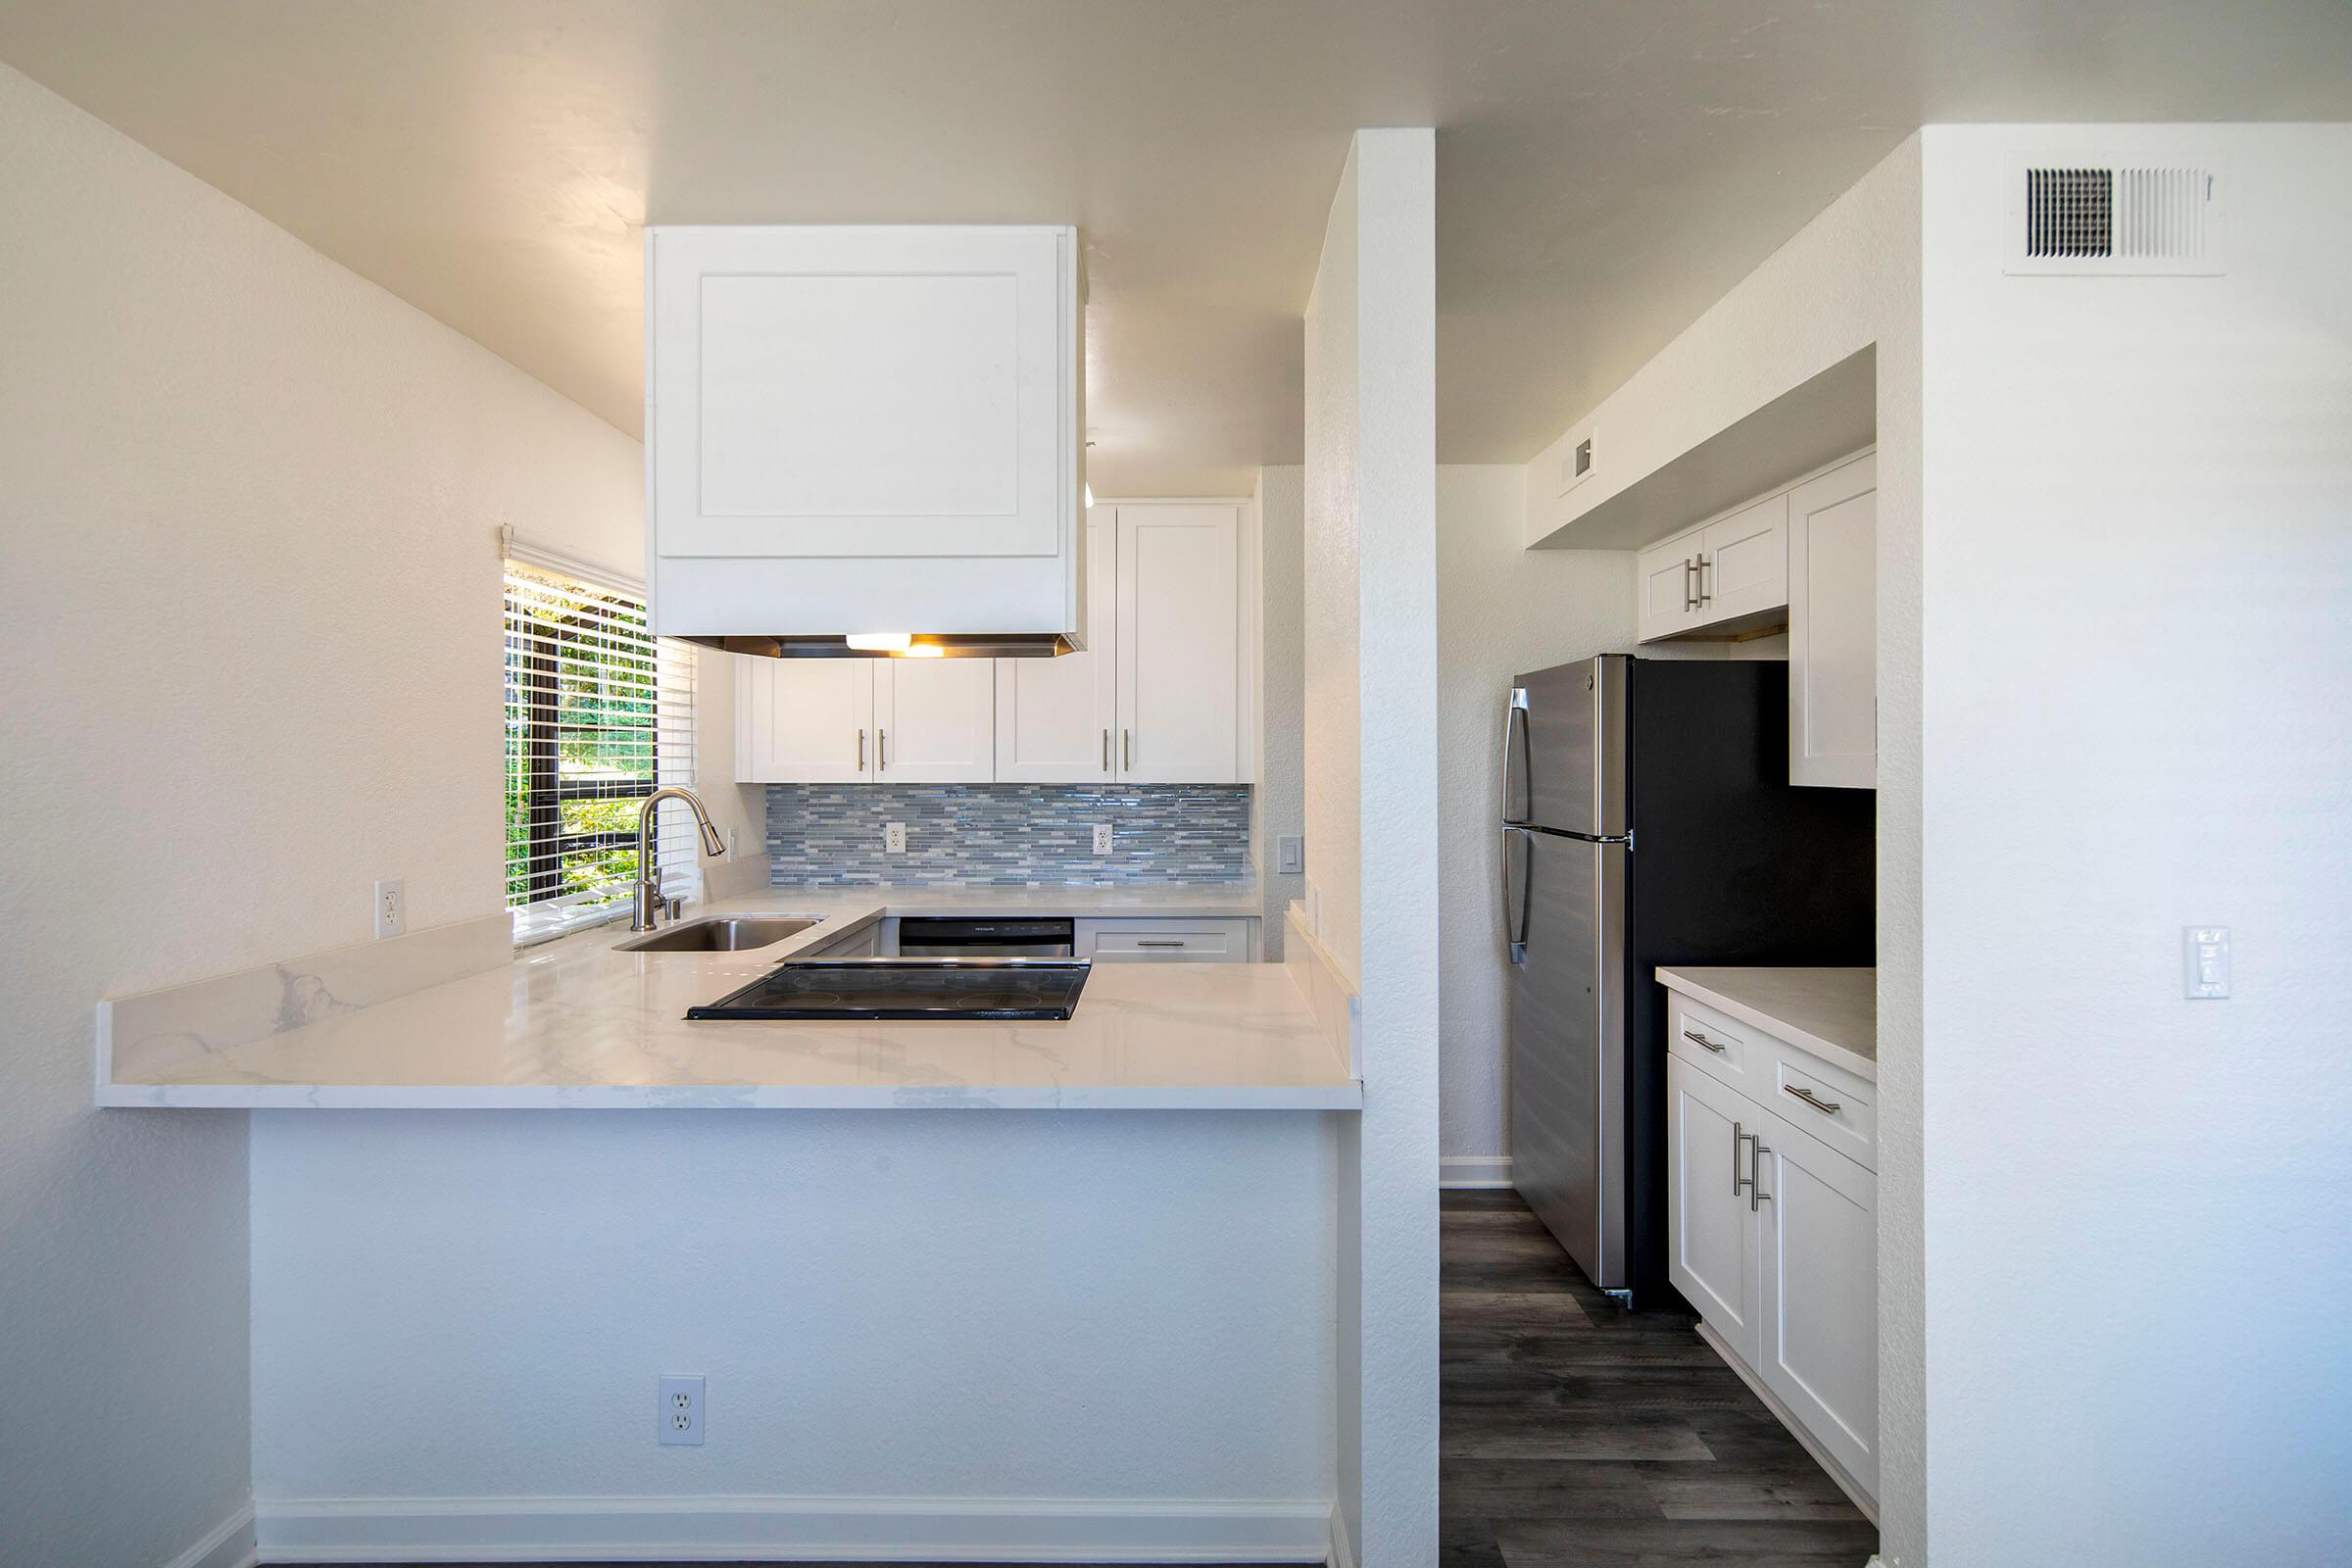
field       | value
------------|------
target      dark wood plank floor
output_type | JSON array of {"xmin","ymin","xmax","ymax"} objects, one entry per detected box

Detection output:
[
  {"xmin": 1443, "ymin": 1188, "xmax": 1878, "ymax": 1567},
  {"xmin": 298, "ymin": 1189, "xmax": 1874, "ymax": 1568}
]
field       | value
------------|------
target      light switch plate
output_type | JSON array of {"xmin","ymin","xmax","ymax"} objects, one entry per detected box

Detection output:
[
  {"xmin": 1277, "ymin": 835, "xmax": 1304, "ymax": 876},
  {"xmin": 2183, "ymin": 926, "xmax": 2230, "ymax": 1000},
  {"xmin": 884, "ymin": 822, "xmax": 906, "ymax": 855}
]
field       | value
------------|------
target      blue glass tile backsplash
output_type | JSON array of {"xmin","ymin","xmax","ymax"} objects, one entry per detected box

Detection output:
[{"xmin": 764, "ymin": 783, "xmax": 1253, "ymax": 886}]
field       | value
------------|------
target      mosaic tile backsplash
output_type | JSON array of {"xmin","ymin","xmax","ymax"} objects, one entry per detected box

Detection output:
[{"xmin": 765, "ymin": 783, "xmax": 1253, "ymax": 886}]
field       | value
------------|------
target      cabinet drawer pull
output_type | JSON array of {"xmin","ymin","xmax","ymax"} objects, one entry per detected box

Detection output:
[
  {"xmin": 1137, "ymin": 940, "xmax": 1186, "ymax": 949},
  {"xmin": 1684, "ymin": 1028, "xmax": 1726, "ymax": 1054},
  {"xmin": 1784, "ymin": 1084, "xmax": 1842, "ymax": 1116}
]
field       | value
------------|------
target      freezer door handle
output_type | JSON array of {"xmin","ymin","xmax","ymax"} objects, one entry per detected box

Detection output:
[
  {"xmin": 1501, "ymin": 826, "xmax": 1532, "ymax": 964},
  {"xmin": 1499, "ymin": 687, "xmax": 1531, "ymax": 824}
]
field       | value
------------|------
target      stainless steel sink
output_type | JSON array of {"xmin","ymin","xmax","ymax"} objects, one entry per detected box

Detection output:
[{"xmin": 613, "ymin": 917, "xmax": 815, "ymax": 954}]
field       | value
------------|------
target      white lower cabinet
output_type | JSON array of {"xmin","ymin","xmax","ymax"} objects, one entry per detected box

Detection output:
[
  {"xmin": 1667, "ymin": 1056, "xmax": 1765, "ymax": 1362},
  {"xmin": 1076, "ymin": 916, "xmax": 1255, "ymax": 962},
  {"xmin": 1668, "ymin": 1022, "xmax": 1878, "ymax": 1510},
  {"xmin": 1756, "ymin": 1103, "xmax": 1879, "ymax": 1495}
]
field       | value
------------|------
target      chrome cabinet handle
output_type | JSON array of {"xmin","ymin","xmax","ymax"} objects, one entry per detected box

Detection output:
[
  {"xmin": 1734, "ymin": 1121, "xmax": 1754, "ymax": 1198},
  {"xmin": 1123, "ymin": 729, "xmax": 1132, "ymax": 769},
  {"xmin": 1102, "ymin": 728, "xmax": 1110, "ymax": 772},
  {"xmin": 1751, "ymin": 1140, "xmax": 1773, "ymax": 1211},
  {"xmin": 1684, "ymin": 1028, "xmax": 1726, "ymax": 1054},
  {"xmin": 857, "ymin": 728, "xmax": 865, "ymax": 770},
  {"xmin": 1137, "ymin": 940, "xmax": 1186, "ymax": 949},
  {"xmin": 1696, "ymin": 552, "xmax": 1712, "ymax": 606},
  {"xmin": 878, "ymin": 728, "xmax": 888, "ymax": 772},
  {"xmin": 1683, "ymin": 558, "xmax": 1698, "ymax": 612},
  {"xmin": 1784, "ymin": 1084, "xmax": 1842, "ymax": 1116}
]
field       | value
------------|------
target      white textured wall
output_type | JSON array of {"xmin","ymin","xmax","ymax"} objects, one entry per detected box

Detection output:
[
  {"xmin": 1303, "ymin": 167, "xmax": 1364, "ymax": 983},
  {"xmin": 1307, "ymin": 129, "xmax": 1442, "ymax": 1568},
  {"xmin": 254, "ymin": 1113, "xmax": 1337, "ymax": 1505},
  {"xmin": 1517, "ymin": 139, "xmax": 1924, "ymax": 1559},
  {"xmin": 1434, "ymin": 468, "xmax": 1633, "ymax": 1176},
  {"xmin": 1253, "ymin": 466, "xmax": 1306, "ymax": 958},
  {"xmin": 1916, "ymin": 124, "xmax": 2352, "ymax": 1567},
  {"xmin": 0, "ymin": 59, "xmax": 642, "ymax": 1566}
]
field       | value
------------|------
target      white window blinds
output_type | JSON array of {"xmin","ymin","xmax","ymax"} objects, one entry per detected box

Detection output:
[{"xmin": 503, "ymin": 555, "xmax": 700, "ymax": 944}]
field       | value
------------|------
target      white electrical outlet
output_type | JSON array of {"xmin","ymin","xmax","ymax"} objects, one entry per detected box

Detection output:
[
  {"xmin": 1277, "ymin": 835, "xmax": 1304, "ymax": 876},
  {"xmin": 1092, "ymin": 823, "xmax": 1114, "ymax": 856},
  {"xmin": 884, "ymin": 821, "xmax": 907, "ymax": 855},
  {"xmin": 658, "ymin": 1374, "xmax": 704, "ymax": 1446},
  {"xmin": 372, "ymin": 879, "xmax": 404, "ymax": 939}
]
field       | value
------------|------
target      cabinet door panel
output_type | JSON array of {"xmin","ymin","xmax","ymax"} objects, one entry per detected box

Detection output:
[
  {"xmin": 996, "ymin": 511, "xmax": 1117, "ymax": 781},
  {"xmin": 1667, "ymin": 1056, "xmax": 1763, "ymax": 1365},
  {"xmin": 876, "ymin": 659, "xmax": 995, "ymax": 782},
  {"xmin": 741, "ymin": 656, "xmax": 874, "ymax": 783},
  {"xmin": 1758, "ymin": 1109, "xmax": 1879, "ymax": 1500},
  {"xmin": 1636, "ymin": 531, "xmax": 1702, "ymax": 643},
  {"xmin": 1116, "ymin": 504, "xmax": 1240, "ymax": 783},
  {"xmin": 1788, "ymin": 454, "xmax": 1877, "ymax": 789},
  {"xmin": 1699, "ymin": 493, "xmax": 1789, "ymax": 623},
  {"xmin": 651, "ymin": 226, "xmax": 1066, "ymax": 561}
]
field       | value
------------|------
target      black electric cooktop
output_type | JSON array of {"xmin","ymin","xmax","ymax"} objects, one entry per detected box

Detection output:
[{"xmin": 686, "ymin": 959, "xmax": 1092, "ymax": 1021}]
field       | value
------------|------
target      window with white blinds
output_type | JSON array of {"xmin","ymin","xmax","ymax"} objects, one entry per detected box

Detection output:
[{"xmin": 503, "ymin": 558, "xmax": 700, "ymax": 945}]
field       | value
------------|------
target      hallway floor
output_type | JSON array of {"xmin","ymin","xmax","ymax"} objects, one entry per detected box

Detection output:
[{"xmin": 1442, "ymin": 1188, "xmax": 1879, "ymax": 1567}]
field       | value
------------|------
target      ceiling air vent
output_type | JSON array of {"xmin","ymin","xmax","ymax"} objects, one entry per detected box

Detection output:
[{"xmin": 2007, "ymin": 155, "xmax": 2223, "ymax": 275}]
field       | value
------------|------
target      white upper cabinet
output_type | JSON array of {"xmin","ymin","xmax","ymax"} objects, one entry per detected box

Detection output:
[
  {"xmin": 995, "ymin": 512, "xmax": 1118, "ymax": 782},
  {"xmin": 1788, "ymin": 454, "xmax": 1878, "ymax": 790},
  {"xmin": 1116, "ymin": 503, "xmax": 1242, "ymax": 784},
  {"xmin": 734, "ymin": 657, "xmax": 875, "ymax": 784},
  {"xmin": 875, "ymin": 659, "xmax": 996, "ymax": 783},
  {"xmin": 1698, "ymin": 494, "xmax": 1789, "ymax": 625},
  {"xmin": 648, "ymin": 225, "xmax": 1084, "ymax": 643},
  {"xmin": 1637, "ymin": 526, "xmax": 1707, "ymax": 642}
]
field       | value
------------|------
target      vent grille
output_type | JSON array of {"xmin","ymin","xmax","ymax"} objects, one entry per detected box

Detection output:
[
  {"xmin": 2008, "ymin": 155, "xmax": 2221, "ymax": 275},
  {"xmin": 2026, "ymin": 168, "xmax": 2113, "ymax": 258},
  {"xmin": 1560, "ymin": 430, "xmax": 1596, "ymax": 496},
  {"xmin": 1574, "ymin": 437, "xmax": 1593, "ymax": 478}
]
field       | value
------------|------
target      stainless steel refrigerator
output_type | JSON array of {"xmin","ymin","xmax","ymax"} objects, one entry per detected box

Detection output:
[{"xmin": 1501, "ymin": 655, "xmax": 1874, "ymax": 1305}]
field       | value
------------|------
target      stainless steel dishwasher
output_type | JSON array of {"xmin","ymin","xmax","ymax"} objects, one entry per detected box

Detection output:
[{"xmin": 894, "ymin": 917, "xmax": 1076, "ymax": 958}]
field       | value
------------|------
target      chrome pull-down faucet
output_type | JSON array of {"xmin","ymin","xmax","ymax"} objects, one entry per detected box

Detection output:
[{"xmin": 631, "ymin": 786, "xmax": 727, "ymax": 931}]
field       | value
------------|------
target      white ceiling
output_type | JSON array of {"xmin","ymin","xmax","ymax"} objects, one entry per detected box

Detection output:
[{"xmin": 3, "ymin": 1, "xmax": 2348, "ymax": 495}]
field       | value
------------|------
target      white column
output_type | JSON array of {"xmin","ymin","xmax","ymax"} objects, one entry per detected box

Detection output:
[{"xmin": 1304, "ymin": 127, "xmax": 1440, "ymax": 1568}]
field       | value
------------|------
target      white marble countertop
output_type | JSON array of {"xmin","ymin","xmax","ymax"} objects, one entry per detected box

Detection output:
[
  {"xmin": 101, "ymin": 886, "xmax": 1358, "ymax": 1111},
  {"xmin": 1654, "ymin": 965, "xmax": 1877, "ymax": 1082}
]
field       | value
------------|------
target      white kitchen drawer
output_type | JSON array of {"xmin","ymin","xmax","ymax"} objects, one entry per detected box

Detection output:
[
  {"xmin": 1768, "ymin": 1049, "xmax": 1875, "ymax": 1172},
  {"xmin": 1667, "ymin": 995, "xmax": 1761, "ymax": 1094},
  {"xmin": 1077, "ymin": 917, "xmax": 1253, "ymax": 962}
]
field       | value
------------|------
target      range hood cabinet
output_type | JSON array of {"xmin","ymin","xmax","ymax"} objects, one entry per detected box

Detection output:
[{"xmin": 646, "ymin": 224, "xmax": 1087, "ymax": 658}]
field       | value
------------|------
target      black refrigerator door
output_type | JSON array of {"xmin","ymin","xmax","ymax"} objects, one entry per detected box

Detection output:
[{"xmin": 1507, "ymin": 826, "xmax": 1630, "ymax": 1294}]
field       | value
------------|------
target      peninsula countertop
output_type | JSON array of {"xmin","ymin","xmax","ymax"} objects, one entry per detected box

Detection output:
[
  {"xmin": 100, "ymin": 885, "xmax": 1358, "ymax": 1111},
  {"xmin": 1653, "ymin": 965, "xmax": 1877, "ymax": 1082}
]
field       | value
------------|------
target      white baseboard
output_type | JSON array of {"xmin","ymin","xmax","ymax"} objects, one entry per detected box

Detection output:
[
  {"xmin": 1439, "ymin": 1154, "xmax": 1513, "ymax": 1189},
  {"xmin": 253, "ymin": 1494, "xmax": 1333, "ymax": 1564},
  {"xmin": 165, "ymin": 1501, "xmax": 258, "ymax": 1568},
  {"xmin": 1325, "ymin": 1503, "xmax": 1356, "ymax": 1568}
]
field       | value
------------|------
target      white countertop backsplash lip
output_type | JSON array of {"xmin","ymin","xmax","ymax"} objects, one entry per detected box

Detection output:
[
  {"xmin": 100, "ymin": 881, "xmax": 1358, "ymax": 1111},
  {"xmin": 1654, "ymin": 964, "xmax": 1877, "ymax": 1083}
]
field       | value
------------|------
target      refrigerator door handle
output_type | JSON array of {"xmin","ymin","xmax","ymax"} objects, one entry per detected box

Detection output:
[
  {"xmin": 1499, "ymin": 687, "xmax": 1531, "ymax": 824},
  {"xmin": 1501, "ymin": 826, "xmax": 1532, "ymax": 964}
]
